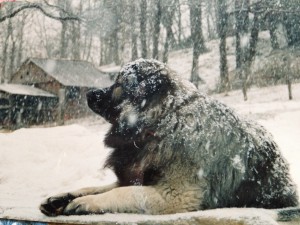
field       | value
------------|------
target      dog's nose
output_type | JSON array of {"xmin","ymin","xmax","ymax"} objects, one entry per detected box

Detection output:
[
  {"xmin": 86, "ymin": 89, "xmax": 98, "ymax": 102},
  {"xmin": 86, "ymin": 88, "xmax": 112, "ymax": 113},
  {"xmin": 86, "ymin": 89, "xmax": 104, "ymax": 111},
  {"xmin": 86, "ymin": 88, "xmax": 107, "ymax": 102},
  {"xmin": 86, "ymin": 89, "xmax": 94, "ymax": 100}
]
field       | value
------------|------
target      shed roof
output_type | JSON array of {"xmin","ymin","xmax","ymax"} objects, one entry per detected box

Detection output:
[
  {"xmin": 0, "ymin": 84, "xmax": 56, "ymax": 97},
  {"xmin": 26, "ymin": 58, "xmax": 114, "ymax": 88}
]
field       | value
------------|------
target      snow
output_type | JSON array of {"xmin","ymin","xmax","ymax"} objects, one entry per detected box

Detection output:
[
  {"xmin": 0, "ymin": 83, "xmax": 299, "ymax": 224},
  {"xmin": 231, "ymin": 155, "xmax": 246, "ymax": 174},
  {"xmin": 99, "ymin": 64, "xmax": 121, "ymax": 73},
  {"xmin": 0, "ymin": 122, "xmax": 116, "ymax": 209},
  {"xmin": 1, "ymin": 32, "xmax": 300, "ymax": 223},
  {"xmin": 0, "ymin": 84, "xmax": 55, "ymax": 97}
]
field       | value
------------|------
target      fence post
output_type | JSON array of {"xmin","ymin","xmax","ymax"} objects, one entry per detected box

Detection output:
[
  {"xmin": 284, "ymin": 55, "xmax": 293, "ymax": 100},
  {"xmin": 57, "ymin": 88, "xmax": 66, "ymax": 125}
]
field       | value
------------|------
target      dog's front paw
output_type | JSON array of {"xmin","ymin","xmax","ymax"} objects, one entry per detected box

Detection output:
[
  {"xmin": 40, "ymin": 193, "xmax": 76, "ymax": 216},
  {"xmin": 63, "ymin": 196, "xmax": 107, "ymax": 215}
]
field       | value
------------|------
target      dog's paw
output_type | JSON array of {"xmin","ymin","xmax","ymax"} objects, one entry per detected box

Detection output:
[
  {"xmin": 63, "ymin": 196, "xmax": 107, "ymax": 215},
  {"xmin": 40, "ymin": 193, "xmax": 76, "ymax": 216}
]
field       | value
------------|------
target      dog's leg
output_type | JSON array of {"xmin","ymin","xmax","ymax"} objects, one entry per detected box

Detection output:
[
  {"xmin": 63, "ymin": 186, "xmax": 166, "ymax": 215},
  {"xmin": 40, "ymin": 182, "xmax": 117, "ymax": 216},
  {"xmin": 63, "ymin": 185, "xmax": 202, "ymax": 215}
]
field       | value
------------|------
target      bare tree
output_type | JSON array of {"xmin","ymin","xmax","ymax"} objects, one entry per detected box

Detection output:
[
  {"xmin": 205, "ymin": 0, "xmax": 217, "ymax": 40},
  {"xmin": 162, "ymin": 0, "xmax": 176, "ymax": 63},
  {"xmin": 71, "ymin": 0, "xmax": 82, "ymax": 60},
  {"xmin": 0, "ymin": 2, "xmax": 80, "ymax": 23},
  {"xmin": 1, "ymin": 5, "xmax": 13, "ymax": 83},
  {"xmin": 130, "ymin": 2, "xmax": 138, "ymax": 60},
  {"xmin": 175, "ymin": 0, "xmax": 182, "ymax": 44},
  {"xmin": 281, "ymin": 0, "xmax": 300, "ymax": 47},
  {"xmin": 152, "ymin": 0, "xmax": 161, "ymax": 60},
  {"xmin": 217, "ymin": 0, "xmax": 229, "ymax": 94},
  {"xmin": 241, "ymin": 9, "xmax": 260, "ymax": 101},
  {"xmin": 140, "ymin": 0, "xmax": 148, "ymax": 58},
  {"xmin": 267, "ymin": 1, "xmax": 280, "ymax": 50},
  {"xmin": 189, "ymin": 0, "xmax": 206, "ymax": 87},
  {"xmin": 234, "ymin": 0, "xmax": 250, "ymax": 71},
  {"xmin": 16, "ymin": 12, "xmax": 26, "ymax": 68},
  {"xmin": 58, "ymin": 0, "xmax": 71, "ymax": 58}
]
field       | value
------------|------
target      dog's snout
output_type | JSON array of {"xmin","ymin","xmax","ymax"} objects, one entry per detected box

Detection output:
[
  {"xmin": 86, "ymin": 88, "xmax": 107, "ymax": 113},
  {"xmin": 86, "ymin": 89, "xmax": 95, "ymax": 102},
  {"xmin": 86, "ymin": 89, "xmax": 104, "ymax": 102},
  {"xmin": 86, "ymin": 87, "xmax": 120, "ymax": 123}
]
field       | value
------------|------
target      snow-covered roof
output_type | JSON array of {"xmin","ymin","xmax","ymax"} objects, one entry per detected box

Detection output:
[
  {"xmin": 99, "ymin": 64, "xmax": 121, "ymax": 73},
  {"xmin": 0, "ymin": 84, "xmax": 56, "ymax": 97},
  {"xmin": 26, "ymin": 58, "xmax": 114, "ymax": 88}
]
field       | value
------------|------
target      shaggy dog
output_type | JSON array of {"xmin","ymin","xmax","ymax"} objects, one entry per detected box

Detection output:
[{"xmin": 40, "ymin": 59, "xmax": 298, "ymax": 216}]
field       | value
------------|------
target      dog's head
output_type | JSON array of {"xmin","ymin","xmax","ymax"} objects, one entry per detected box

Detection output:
[{"xmin": 87, "ymin": 59, "xmax": 174, "ymax": 123}]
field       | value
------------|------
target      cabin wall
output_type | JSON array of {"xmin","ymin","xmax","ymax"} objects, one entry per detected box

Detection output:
[{"xmin": 0, "ymin": 92, "xmax": 58, "ymax": 130}]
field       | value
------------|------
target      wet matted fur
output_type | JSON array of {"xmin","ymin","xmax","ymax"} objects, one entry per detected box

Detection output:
[{"xmin": 40, "ymin": 59, "xmax": 298, "ymax": 216}]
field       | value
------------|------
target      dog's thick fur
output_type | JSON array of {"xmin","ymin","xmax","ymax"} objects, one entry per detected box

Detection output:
[{"xmin": 40, "ymin": 59, "xmax": 298, "ymax": 216}]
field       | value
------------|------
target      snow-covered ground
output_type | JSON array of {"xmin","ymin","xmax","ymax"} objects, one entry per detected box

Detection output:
[{"xmin": 0, "ymin": 82, "xmax": 299, "ymax": 224}]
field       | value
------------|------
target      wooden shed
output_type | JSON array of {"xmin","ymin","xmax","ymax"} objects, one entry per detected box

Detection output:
[
  {"xmin": 0, "ymin": 84, "xmax": 58, "ymax": 129},
  {"xmin": 11, "ymin": 58, "xmax": 113, "ymax": 119}
]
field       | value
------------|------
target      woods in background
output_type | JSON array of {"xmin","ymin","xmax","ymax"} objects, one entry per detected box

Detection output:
[{"xmin": 0, "ymin": 0, "xmax": 300, "ymax": 98}]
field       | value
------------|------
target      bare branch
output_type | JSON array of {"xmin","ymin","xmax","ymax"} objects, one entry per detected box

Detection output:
[
  {"xmin": 42, "ymin": 0, "xmax": 75, "ymax": 16},
  {"xmin": 0, "ymin": 3, "xmax": 80, "ymax": 23}
]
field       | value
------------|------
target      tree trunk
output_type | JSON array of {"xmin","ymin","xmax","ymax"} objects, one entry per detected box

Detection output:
[
  {"xmin": 16, "ymin": 12, "xmax": 26, "ymax": 68},
  {"xmin": 242, "ymin": 61, "xmax": 250, "ymax": 101},
  {"xmin": 242, "ymin": 11, "xmax": 260, "ymax": 101},
  {"xmin": 140, "ymin": 0, "xmax": 148, "ymax": 58},
  {"xmin": 1, "ymin": 36, "xmax": 9, "ymax": 83},
  {"xmin": 112, "ymin": 30, "xmax": 120, "ymax": 65},
  {"xmin": 235, "ymin": 0, "xmax": 242, "ymax": 70},
  {"xmin": 176, "ymin": 0, "xmax": 182, "ymax": 44},
  {"xmin": 60, "ymin": 21, "xmax": 68, "ymax": 58},
  {"xmin": 287, "ymin": 77, "xmax": 292, "ymax": 100},
  {"xmin": 269, "ymin": 26, "xmax": 279, "ymax": 50},
  {"xmin": 8, "ymin": 39, "xmax": 16, "ymax": 80},
  {"xmin": 152, "ymin": 0, "xmax": 161, "ymax": 60},
  {"xmin": 284, "ymin": 55, "xmax": 293, "ymax": 100},
  {"xmin": 219, "ymin": 32, "xmax": 229, "ymax": 94},
  {"xmin": 235, "ymin": 31, "xmax": 241, "ymax": 69},
  {"xmin": 99, "ymin": 36, "xmax": 105, "ymax": 66},
  {"xmin": 206, "ymin": 0, "xmax": 216, "ymax": 40},
  {"xmin": 85, "ymin": 35, "xmax": 92, "ymax": 61},
  {"xmin": 189, "ymin": 0, "xmax": 205, "ymax": 87},
  {"xmin": 163, "ymin": 24, "xmax": 173, "ymax": 63},
  {"xmin": 217, "ymin": 0, "xmax": 229, "ymax": 93},
  {"xmin": 59, "ymin": 0, "xmax": 71, "ymax": 59},
  {"xmin": 71, "ymin": 21, "xmax": 81, "ymax": 60},
  {"xmin": 130, "ymin": 3, "xmax": 138, "ymax": 60},
  {"xmin": 1, "ymin": 16, "xmax": 12, "ymax": 83},
  {"xmin": 131, "ymin": 33, "xmax": 138, "ymax": 61},
  {"xmin": 269, "ymin": 13, "xmax": 279, "ymax": 50}
]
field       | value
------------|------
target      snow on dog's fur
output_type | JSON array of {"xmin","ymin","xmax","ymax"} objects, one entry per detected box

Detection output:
[{"xmin": 40, "ymin": 59, "xmax": 298, "ymax": 216}]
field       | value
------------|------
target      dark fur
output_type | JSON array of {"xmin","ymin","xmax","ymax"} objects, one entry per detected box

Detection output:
[{"xmin": 40, "ymin": 59, "xmax": 298, "ymax": 216}]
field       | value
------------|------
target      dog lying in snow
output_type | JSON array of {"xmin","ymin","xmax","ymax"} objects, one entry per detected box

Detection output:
[{"xmin": 40, "ymin": 59, "xmax": 298, "ymax": 216}]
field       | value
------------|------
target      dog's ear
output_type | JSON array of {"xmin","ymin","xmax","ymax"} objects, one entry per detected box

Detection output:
[
  {"xmin": 138, "ymin": 72, "xmax": 171, "ymax": 99},
  {"xmin": 120, "ymin": 70, "xmax": 172, "ymax": 105}
]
